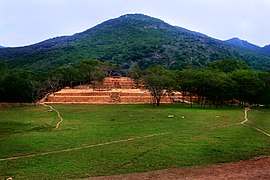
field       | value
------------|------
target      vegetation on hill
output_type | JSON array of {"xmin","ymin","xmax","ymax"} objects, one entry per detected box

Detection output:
[
  {"xmin": 0, "ymin": 14, "xmax": 270, "ymax": 72},
  {"xmin": 225, "ymin": 38, "xmax": 261, "ymax": 51},
  {"xmin": 263, "ymin": 44, "xmax": 270, "ymax": 53}
]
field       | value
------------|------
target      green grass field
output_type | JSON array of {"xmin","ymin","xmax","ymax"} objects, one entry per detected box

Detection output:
[{"xmin": 0, "ymin": 104, "xmax": 269, "ymax": 179}]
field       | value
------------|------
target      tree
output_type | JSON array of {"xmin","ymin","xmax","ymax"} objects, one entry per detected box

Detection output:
[
  {"xmin": 207, "ymin": 59, "xmax": 251, "ymax": 73},
  {"xmin": 194, "ymin": 70, "xmax": 235, "ymax": 107},
  {"xmin": 258, "ymin": 72, "xmax": 270, "ymax": 107},
  {"xmin": 52, "ymin": 66, "xmax": 79, "ymax": 88},
  {"xmin": 0, "ymin": 69, "xmax": 34, "ymax": 102},
  {"xmin": 231, "ymin": 70, "xmax": 263, "ymax": 106},
  {"xmin": 130, "ymin": 66, "xmax": 143, "ymax": 85},
  {"xmin": 0, "ymin": 60, "xmax": 9, "ymax": 72},
  {"xmin": 141, "ymin": 66, "xmax": 176, "ymax": 106},
  {"xmin": 76, "ymin": 59, "xmax": 111, "ymax": 89}
]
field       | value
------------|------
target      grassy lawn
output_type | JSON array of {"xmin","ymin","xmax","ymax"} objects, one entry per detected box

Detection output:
[
  {"xmin": 247, "ymin": 107, "xmax": 270, "ymax": 133},
  {"xmin": 0, "ymin": 104, "xmax": 269, "ymax": 179}
]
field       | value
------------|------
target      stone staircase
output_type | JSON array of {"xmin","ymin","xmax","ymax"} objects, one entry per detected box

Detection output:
[
  {"xmin": 44, "ymin": 89, "xmax": 179, "ymax": 104},
  {"xmin": 42, "ymin": 77, "xmax": 185, "ymax": 104}
]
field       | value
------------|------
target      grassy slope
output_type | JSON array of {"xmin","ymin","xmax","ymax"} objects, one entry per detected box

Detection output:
[{"xmin": 0, "ymin": 104, "xmax": 269, "ymax": 179}]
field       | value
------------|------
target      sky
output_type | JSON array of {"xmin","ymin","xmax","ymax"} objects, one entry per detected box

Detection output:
[{"xmin": 0, "ymin": 0, "xmax": 270, "ymax": 47}]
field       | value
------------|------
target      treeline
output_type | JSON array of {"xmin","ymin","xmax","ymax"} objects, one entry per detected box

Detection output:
[
  {"xmin": 0, "ymin": 59, "xmax": 114, "ymax": 103},
  {"xmin": 132, "ymin": 59, "xmax": 270, "ymax": 107},
  {"xmin": 0, "ymin": 58, "xmax": 269, "ymax": 107}
]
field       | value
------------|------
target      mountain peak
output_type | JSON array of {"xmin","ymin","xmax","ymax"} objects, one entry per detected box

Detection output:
[
  {"xmin": 225, "ymin": 37, "xmax": 260, "ymax": 50},
  {"xmin": 106, "ymin": 13, "xmax": 166, "ymax": 26},
  {"xmin": 228, "ymin": 37, "xmax": 241, "ymax": 41},
  {"xmin": 80, "ymin": 13, "xmax": 171, "ymax": 40},
  {"xmin": 118, "ymin": 13, "xmax": 163, "ymax": 21},
  {"xmin": 263, "ymin": 44, "xmax": 270, "ymax": 49},
  {"xmin": 119, "ymin": 13, "xmax": 150, "ymax": 18},
  {"xmin": 226, "ymin": 37, "xmax": 251, "ymax": 45},
  {"xmin": 0, "ymin": 14, "xmax": 270, "ymax": 72}
]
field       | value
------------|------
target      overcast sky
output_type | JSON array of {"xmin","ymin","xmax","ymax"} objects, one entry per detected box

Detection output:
[{"xmin": 0, "ymin": 0, "xmax": 269, "ymax": 47}]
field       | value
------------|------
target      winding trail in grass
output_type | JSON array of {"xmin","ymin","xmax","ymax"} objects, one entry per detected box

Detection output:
[
  {"xmin": 0, "ymin": 131, "xmax": 172, "ymax": 162},
  {"xmin": 0, "ymin": 107, "xmax": 269, "ymax": 162},
  {"xmin": 242, "ymin": 107, "xmax": 270, "ymax": 137},
  {"xmin": 0, "ymin": 121, "xmax": 243, "ymax": 162},
  {"xmin": 41, "ymin": 103, "xmax": 63, "ymax": 129}
]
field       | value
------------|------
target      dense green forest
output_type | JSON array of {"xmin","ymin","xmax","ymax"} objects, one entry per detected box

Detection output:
[
  {"xmin": 0, "ymin": 14, "xmax": 270, "ymax": 72},
  {"xmin": 131, "ymin": 59, "xmax": 270, "ymax": 107},
  {"xmin": 1, "ymin": 59, "xmax": 269, "ymax": 107},
  {"xmin": 0, "ymin": 59, "xmax": 113, "ymax": 103}
]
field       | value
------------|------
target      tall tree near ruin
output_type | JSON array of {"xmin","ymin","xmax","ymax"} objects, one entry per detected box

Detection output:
[
  {"xmin": 52, "ymin": 66, "xmax": 79, "ymax": 88},
  {"xmin": 230, "ymin": 70, "xmax": 263, "ymax": 106},
  {"xmin": 140, "ymin": 66, "xmax": 176, "ymax": 106},
  {"xmin": 258, "ymin": 72, "xmax": 270, "ymax": 107},
  {"xmin": 77, "ymin": 59, "xmax": 112, "ymax": 89}
]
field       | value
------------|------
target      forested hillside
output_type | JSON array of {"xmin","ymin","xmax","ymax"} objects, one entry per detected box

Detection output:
[
  {"xmin": 0, "ymin": 14, "xmax": 269, "ymax": 72},
  {"xmin": 225, "ymin": 38, "xmax": 262, "ymax": 51}
]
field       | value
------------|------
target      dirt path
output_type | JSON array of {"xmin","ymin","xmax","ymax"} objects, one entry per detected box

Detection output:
[
  {"xmin": 0, "ymin": 117, "xmax": 245, "ymax": 162},
  {"xmin": 41, "ymin": 103, "xmax": 63, "ymax": 129},
  {"xmin": 242, "ymin": 107, "xmax": 270, "ymax": 137},
  {"xmin": 88, "ymin": 156, "xmax": 270, "ymax": 180},
  {"xmin": 0, "ymin": 122, "xmax": 240, "ymax": 162},
  {"xmin": 0, "ymin": 132, "xmax": 171, "ymax": 162}
]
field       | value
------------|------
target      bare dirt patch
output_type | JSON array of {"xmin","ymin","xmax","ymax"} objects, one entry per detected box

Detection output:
[{"xmin": 88, "ymin": 156, "xmax": 270, "ymax": 180}]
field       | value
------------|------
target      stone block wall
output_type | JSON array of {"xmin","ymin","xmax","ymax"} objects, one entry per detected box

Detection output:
[{"xmin": 42, "ymin": 77, "xmax": 190, "ymax": 104}]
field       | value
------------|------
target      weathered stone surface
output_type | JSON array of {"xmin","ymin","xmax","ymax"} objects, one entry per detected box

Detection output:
[{"xmin": 42, "ymin": 77, "xmax": 185, "ymax": 104}]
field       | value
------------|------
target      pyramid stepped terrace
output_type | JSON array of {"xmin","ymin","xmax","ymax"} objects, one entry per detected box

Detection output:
[{"xmin": 42, "ymin": 77, "xmax": 187, "ymax": 104}]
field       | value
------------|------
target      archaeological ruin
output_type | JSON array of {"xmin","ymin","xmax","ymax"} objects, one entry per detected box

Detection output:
[{"xmin": 41, "ymin": 77, "xmax": 185, "ymax": 104}]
